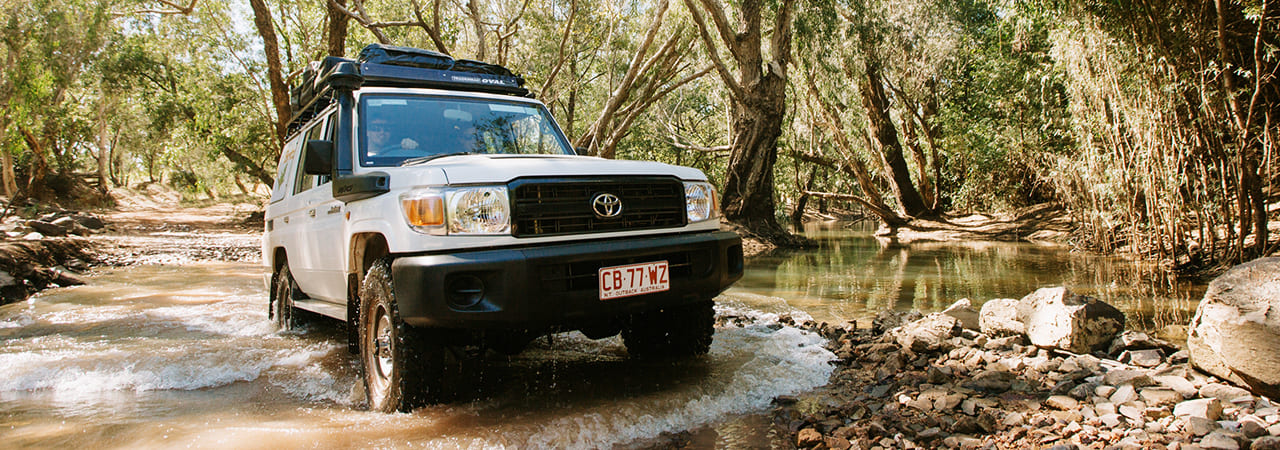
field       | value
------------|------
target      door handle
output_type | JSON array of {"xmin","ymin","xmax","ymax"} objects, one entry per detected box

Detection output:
[
  {"xmin": 283, "ymin": 216, "xmax": 290, "ymax": 224},
  {"xmin": 309, "ymin": 209, "xmax": 317, "ymax": 218}
]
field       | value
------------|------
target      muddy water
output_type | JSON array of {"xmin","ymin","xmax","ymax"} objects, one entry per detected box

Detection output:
[
  {"xmin": 1, "ymin": 224, "xmax": 1205, "ymax": 448},
  {"xmin": 0, "ymin": 264, "xmax": 832, "ymax": 448}
]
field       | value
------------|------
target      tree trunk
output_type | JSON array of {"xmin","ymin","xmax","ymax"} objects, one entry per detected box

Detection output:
[
  {"xmin": 686, "ymin": 0, "xmax": 806, "ymax": 246},
  {"xmin": 249, "ymin": 0, "xmax": 292, "ymax": 147},
  {"xmin": 94, "ymin": 97, "xmax": 112, "ymax": 194},
  {"xmin": 326, "ymin": 0, "xmax": 349, "ymax": 57},
  {"xmin": 19, "ymin": 126, "xmax": 50, "ymax": 200},
  {"xmin": 860, "ymin": 60, "xmax": 931, "ymax": 218},
  {"xmin": 466, "ymin": 0, "xmax": 487, "ymax": 61}
]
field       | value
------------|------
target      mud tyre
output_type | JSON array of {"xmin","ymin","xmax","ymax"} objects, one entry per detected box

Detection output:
[
  {"xmin": 271, "ymin": 263, "xmax": 301, "ymax": 331},
  {"xmin": 622, "ymin": 301, "xmax": 715, "ymax": 358},
  {"xmin": 359, "ymin": 258, "xmax": 471, "ymax": 412}
]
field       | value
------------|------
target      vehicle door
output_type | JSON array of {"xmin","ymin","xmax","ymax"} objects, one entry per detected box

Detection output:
[{"xmin": 288, "ymin": 112, "xmax": 348, "ymax": 303}]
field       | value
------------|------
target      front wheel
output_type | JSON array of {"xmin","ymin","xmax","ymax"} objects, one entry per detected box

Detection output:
[
  {"xmin": 622, "ymin": 301, "xmax": 715, "ymax": 358},
  {"xmin": 359, "ymin": 258, "xmax": 471, "ymax": 411}
]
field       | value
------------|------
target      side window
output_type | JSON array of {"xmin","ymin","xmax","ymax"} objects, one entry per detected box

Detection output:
[
  {"xmin": 294, "ymin": 114, "xmax": 334, "ymax": 194},
  {"xmin": 270, "ymin": 141, "xmax": 299, "ymax": 203}
]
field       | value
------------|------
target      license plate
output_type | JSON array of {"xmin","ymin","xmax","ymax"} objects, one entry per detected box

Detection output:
[{"xmin": 599, "ymin": 261, "xmax": 669, "ymax": 300}]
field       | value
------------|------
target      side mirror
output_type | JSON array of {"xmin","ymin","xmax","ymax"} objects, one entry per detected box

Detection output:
[
  {"xmin": 303, "ymin": 140, "xmax": 334, "ymax": 175},
  {"xmin": 574, "ymin": 146, "xmax": 589, "ymax": 156}
]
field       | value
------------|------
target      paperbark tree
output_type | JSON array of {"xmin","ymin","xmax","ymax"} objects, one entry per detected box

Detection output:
[
  {"xmin": 248, "ymin": 0, "xmax": 291, "ymax": 147},
  {"xmin": 685, "ymin": 0, "xmax": 807, "ymax": 246}
]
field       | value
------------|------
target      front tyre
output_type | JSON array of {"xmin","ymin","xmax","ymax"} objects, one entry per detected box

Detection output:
[
  {"xmin": 359, "ymin": 258, "xmax": 459, "ymax": 412},
  {"xmin": 622, "ymin": 301, "xmax": 715, "ymax": 358}
]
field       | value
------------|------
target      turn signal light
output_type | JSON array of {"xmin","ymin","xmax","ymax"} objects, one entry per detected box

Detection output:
[{"xmin": 401, "ymin": 195, "xmax": 444, "ymax": 228}]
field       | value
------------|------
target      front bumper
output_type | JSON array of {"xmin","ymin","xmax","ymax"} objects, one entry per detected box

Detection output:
[{"xmin": 390, "ymin": 231, "xmax": 743, "ymax": 329}]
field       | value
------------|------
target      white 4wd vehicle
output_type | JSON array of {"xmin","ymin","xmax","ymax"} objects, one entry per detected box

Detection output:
[{"xmin": 263, "ymin": 45, "xmax": 743, "ymax": 412}]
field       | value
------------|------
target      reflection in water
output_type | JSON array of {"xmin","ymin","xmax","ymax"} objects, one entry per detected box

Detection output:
[{"xmin": 729, "ymin": 222, "xmax": 1204, "ymax": 338}]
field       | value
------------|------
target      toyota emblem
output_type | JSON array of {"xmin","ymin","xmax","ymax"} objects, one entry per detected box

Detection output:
[{"xmin": 591, "ymin": 193, "xmax": 623, "ymax": 218}]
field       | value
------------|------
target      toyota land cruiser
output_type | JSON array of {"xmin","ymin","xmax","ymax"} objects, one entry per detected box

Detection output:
[{"xmin": 263, "ymin": 44, "xmax": 743, "ymax": 412}]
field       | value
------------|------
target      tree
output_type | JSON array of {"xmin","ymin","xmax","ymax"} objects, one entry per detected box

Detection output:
[{"xmin": 685, "ymin": 0, "xmax": 807, "ymax": 246}]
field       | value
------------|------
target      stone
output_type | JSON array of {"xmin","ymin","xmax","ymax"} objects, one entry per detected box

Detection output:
[
  {"xmin": 1121, "ymin": 349, "xmax": 1165, "ymax": 368},
  {"xmin": 1105, "ymin": 369, "xmax": 1155, "ymax": 387},
  {"xmin": 1047, "ymin": 395, "xmax": 1080, "ymax": 411},
  {"xmin": 1200, "ymin": 431, "xmax": 1241, "ymax": 450},
  {"xmin": 1140, "ymin": 388, "xmax": 1183, "ymax": 407},
  {"xmin": 1120, "ymin": 405, "xmax": 1145, "ymax": 421},
  {"xmin": 1177, "ymin": 398, "xmax": 1225, "ymax": 421},
  {"xmin": 897, "ymin": 313, "xmax": 963, "ymax": 353},
  {"xmin": 69, "ymin": 213, "xmax": 105, "ymax": 230},
  {"xmin": 873, "ymin": 309, "xmax": 923, "ymax": 334},
  {"xmin": 1200, "ymin": 383, "xmax": 1253, "ymax": 402},
  {"xmin": 1003, "ymin": 412, "xmax": 1026, "ymax": 427},
  {"xmin": 943, "ymin": 298, "xmax": 981, "ymax": 331},
  {"xmin": 1096, "ymin": 402, "xmax": 1118, "ymax": 416},
  {"xmin": 1188, "ymin": 258, "xmax": 1280, "ymax": 400},
  {"xmin": 1253, "ymin": 437, "xmax": 1280, "ymax": 450},
  {"xmin": 1017, "ymin": 287, "xmax": 1126, "ymax": 353},
  {"xmin": 1155, "ymin": 375, "xmax": 1201, "ymax": 398},
  {"xmin": 1186, "ymin": 416, "xmax": 1221, "ymax": 436},
  {"xmin": 979, "ymin": 298, "xmax": 1024, "ymax": 337},
  {"xmin": 825, "ymin": 436, "xmax": 852, "ymax": 450},
  {"xmin": 1109, "ymin": 330, "xmax": 1164, "ymax": 355},
  {"xmin": 1100, "ymin": 413, "xmax": 1125, "ymax": 428},
  {"xmin": 1269, "ymin": 423, "xmax": 1280, "ymax": 436},
  {"xmin": 797, "ymin": 428, "xmax": 823, "ymax": 447},
  {"xmin": 963, "ymin": 370, "xmax": 1016, "ymax": 393},
  {"xmin": 27, "ymin": 220, "xmax": 68, "ymax": 237},
  {"xmin": 1111, "ymin": 385, "xmax": 1140, "ymax": 404},
  {"xmin": 1242, "ymin": 419, "xmax": 1268, "ymax": 438},
  {"xmin": 1096, "ymin": 385, "xmax": 1117, "ymax": 398}
]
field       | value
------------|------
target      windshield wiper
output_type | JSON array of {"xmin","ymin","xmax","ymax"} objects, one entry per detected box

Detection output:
[{"xmin": 399, "ymin": 152, "xmax": 474, "ymax": 167}]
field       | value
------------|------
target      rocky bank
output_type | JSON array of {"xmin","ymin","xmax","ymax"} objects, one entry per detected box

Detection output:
[{"xmin": 764, "ymin": 275, "xmax": 1280, "ymax": 450}]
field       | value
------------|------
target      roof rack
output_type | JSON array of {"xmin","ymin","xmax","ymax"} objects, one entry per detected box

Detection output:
[{"xmin": 286, "ymin": 44, "xmax": 530, "ymax": 136}]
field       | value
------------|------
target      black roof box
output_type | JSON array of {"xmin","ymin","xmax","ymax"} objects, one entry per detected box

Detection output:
[{"xmin": 358, "ymin": 44, "xmax": 453, "ymax": 70}]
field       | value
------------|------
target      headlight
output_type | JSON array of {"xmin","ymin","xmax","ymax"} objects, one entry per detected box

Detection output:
[
  {"xmin": 401, "ymin": 186, "xmax": 510, "ymax": 235},
  {"xmin": 446, "ymin": 186, "xmax": 510, "ymax": 235},
  {"xmin": 684, "ymin": 181, "xmax": 718, "ymax": 223}
]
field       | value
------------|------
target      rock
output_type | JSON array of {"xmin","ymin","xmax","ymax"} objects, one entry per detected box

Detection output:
[
  {"xmin": 979, "ymin": 298, "xmax": 1024, "ymax": 337},
  {"xmin": 68, "ymin": 213, "xmax": 105, "ymax": 230},
  {"xmin": 50, "ymin": 217, "xmax": 91, "ymax": 236},
  {"xmin": 1253, "ymin": 437, "xmax": 1280, "ymax": 450},
  {"xmin": 1120, "ymin": 349, "xmax": 1165, "ymax": 368},
  {"xmin": 1200, "ymin": 383, "xmax": 1253, "ymax": 402},
  {"xmin": 26, "ymin": 220, "xmax": 67, "ymax": 237},
  {"xmin": 1200, "ymin": 431, "xmax": 1242, "ymax": 449},
  {"xmin": 1046, "ymin": 395, "xmax": 1080, "ymax": 411},
  {"xmin": 1017, "ymin": 287, "xmax": 1126, "ymax": 353},
  {"xmin": 1003, "ymin": 411, "xmax": 1026, "ymax": 427},
  {"xmin": 796, "ymin": 428, "xmax": 823, "ymax": 447},
  {"xmin": 1120, "ymin": 404, "xmax": 1145, "ymax": 421},
  {"xmin": 1140, "ymin": 388, "xmax": 1183, "ymax": 408},
  {"xmin": 1176, "ymin": 398, "xmax": 1225, "ymax": 421},
  {"xmin": 1111, "ymin": 385, "xmax": 1139, "ymax": 404},
  {"xmin": 1105, "ymin": 370, "xmax": 1155, "ymax": 387},
  {"xmin": 873, "ymin": 309, "xmax": 923, "ymax": 334},
  {"xmin": 1109, "ymin": 330, "xmax": 1164, "ymax": 355},
  {"xmin": 943, "ymin": 298, "xmax": 981, "ymax": 330},
  {"xmin": 1100, "ymin": 413, "xmax": 1125, "ymax": 428},
  {"xmin": 1187, "ymin": 416, "xmax": 1221, "ymax": 436},
  {"xmin": 963, "ymin": 370, "xmax": 1016, "ymax": 393},
  {"xmin": 1242, "ymin": 418, "xmax": 1268, "ymax": 438},
  {"xmin": 1096, "ymin": 402, "xmax": 1118, "ymax": 416},
  {"xmin": 897, "ymin": 313, "xmax": 963, "ymax": 353},
  {"xmin": 825, "ymin": 436, "xmax": 852, "ymax": 450},
  {"xmin": 1155, "ymin": 375, "xmax": 1200, "ymax": 398},
  {"xmin": 1188, "ymin": 258, "xmax": 1280, "ymax": 400},
  {"xmin": 1096, "ymin": 385, "xmax": 1117, "ymax": 398}
]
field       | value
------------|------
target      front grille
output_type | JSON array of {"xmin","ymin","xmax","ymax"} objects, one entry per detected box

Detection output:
[{"xmin": 510, "ymin": 177, "xmax": 686, "ymax": 237}]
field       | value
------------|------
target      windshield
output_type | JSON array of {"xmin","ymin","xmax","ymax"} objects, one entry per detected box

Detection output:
[{"xmin": 359, "ymin": 94, "xmax": 574, "ymax": 167}]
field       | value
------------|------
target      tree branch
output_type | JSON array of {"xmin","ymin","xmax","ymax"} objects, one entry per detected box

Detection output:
[{"xmin": 683, "ymin": 0, "xmax": 745, "ymax": 99}]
